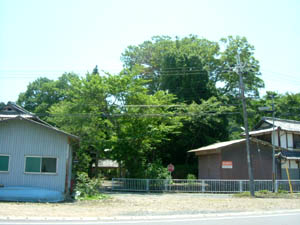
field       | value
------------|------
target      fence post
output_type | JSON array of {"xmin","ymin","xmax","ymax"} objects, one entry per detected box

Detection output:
[
  {"xmin": 275, "ymin": 180, "xmax": 278, "ymax": 193},
  {"xmin": 146, "ymin": 179, "xmax": 149, "ymax": 192},
  {"xmin": 164, "ymin": 179, "xmax": 168, "ymax": 192},
  {"xmin": 239, "ymin": 180, "xmax": 243, "ymax": 192},
  {"xmin": 112, "ymin": 178, "xmax": 115, "ymax": 191},
  {"xmin": 201, "ymin": 180, "xmax": 205, "ymax": 192}
]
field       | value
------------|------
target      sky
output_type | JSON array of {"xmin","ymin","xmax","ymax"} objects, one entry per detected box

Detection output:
[{"xmin": 0, "ymin": 0, "xmax": 299, "ymax": 103}]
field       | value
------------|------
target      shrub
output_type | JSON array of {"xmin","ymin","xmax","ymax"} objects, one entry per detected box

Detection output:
[
  {"xmin": 74, "ymin": 172, "xmax": 103, "ymax": 199},
  {"xmin": 187, "ymin": 174, "xmax": 197, "ymax": 180},
  {"xmin": 258, "ymin": 190, "xmax": 270, "ymax": 195},
  {"xmin": 278, "ymin": 189, "xmax": 289, "ymax": 194},
  {"xmin": 144, "ymin": 160, "xmax": 172, "ymax": 179}
]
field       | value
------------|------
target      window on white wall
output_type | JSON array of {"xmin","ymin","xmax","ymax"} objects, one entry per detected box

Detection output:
[
  {"xmin": 0, "ymin": 155, "xmax": 9, "ymax": 172},
  {"xmin": 25, "ymin": 156, "xmax": 57, "ymax": 174}
]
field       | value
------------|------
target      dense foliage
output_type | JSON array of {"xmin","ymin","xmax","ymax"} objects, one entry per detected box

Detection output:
[{"xmin": 14, "ymin": 35, "xmax": 299, "ymax": 179}]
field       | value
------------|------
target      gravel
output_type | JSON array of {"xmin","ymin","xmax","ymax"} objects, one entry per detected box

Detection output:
[{"xmin": 0, "ymin": 193, "xmax": 299, "ymax": 218}]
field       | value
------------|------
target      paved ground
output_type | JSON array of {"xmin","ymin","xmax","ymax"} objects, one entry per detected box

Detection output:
[
  {"xmin": 0, "ymin": 211, "xmax": 300, "ymax": 225},
  {"xmin": 0, "ymin": 193, "xmax": 300, "ymax": 218}
]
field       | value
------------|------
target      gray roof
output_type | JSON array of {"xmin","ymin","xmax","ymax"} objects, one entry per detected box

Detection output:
[
  {"xmin": 263, "ymin": 117, "xmax": 300, "ymax": 132},
  {"xmin": 0, "ymin": 116, "xmax": 79, "ymax": 140},
  {"xmin": 97, "ymin": 160, "xmax": 119, "ymax": 168},
  {"xmin": 0, "ymin": 104, "xmax": 78, "ymax": 140},
  {"xmin": 249, "ymin": 127, "xmax": 275, "ymax": 136},
  {"xmin": 188, "ymin": 139, "xmax": 245, "ymax": 152},
  {"xmin": 249, "ymin": 117, "xmax": 300, "ymax": 136},
  {"xmin": 0, "ymin": 103, "xmax": 34, "ymax": 115}
]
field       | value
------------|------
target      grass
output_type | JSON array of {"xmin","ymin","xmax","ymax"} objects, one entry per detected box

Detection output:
[
  {"xmin": 75, "ymin": 193, "xmax": 110, "ymax": 201},
  {"xmin": 234, "ymin": 190, "xmax": 300, "ymax": 199}
]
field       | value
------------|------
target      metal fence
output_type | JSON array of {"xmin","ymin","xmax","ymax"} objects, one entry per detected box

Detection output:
[{"xmin": 111, "ymin": 178, "xmax": 300, "ymax": 193}]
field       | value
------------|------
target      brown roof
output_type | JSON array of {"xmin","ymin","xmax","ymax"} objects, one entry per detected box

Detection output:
[{"xmin": 188, "ymin": 139, "xmax": 245, "ymax": 153}]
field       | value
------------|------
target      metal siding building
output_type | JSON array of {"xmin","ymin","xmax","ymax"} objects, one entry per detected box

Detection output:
[
  {"xmin": 0, "ymin": 118, "xmax": 72, "ymax": 193},
  {"xmin": 190, "ymin": 139, "xmax": 274, "ymax": 180}
]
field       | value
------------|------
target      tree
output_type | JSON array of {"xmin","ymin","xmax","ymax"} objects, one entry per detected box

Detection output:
[
  {"xmin": 92, "ymin": 65, "xmax": 99, "ymax": 75},
  {"xmin": 247, "ymin": 92, "xmax": 300, "ymax": 128},
  {"xmin": 121, "ymin": 35, "xmax": 264, "ymax": 101},
  {"xmin": 218, "ymin": 36, "xmax": 264, "ymax": 98},
  {"xmin": 121, "ymin": 35, "xmax": 263, "ymax": 170},
  {"xmin": 121, "ymin": 35, "xmax": 219, "ymax": 103},
  {"xmin": 48, "ymin": 69, "xmax": 183, "ymax": 178},
  {"xmin": 17, "ymin": 73, "xmax": 80, "ymax": 118}
]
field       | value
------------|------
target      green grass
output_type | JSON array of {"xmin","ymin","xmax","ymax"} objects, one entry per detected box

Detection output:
[
  {"xmin": 234, "ymin": 190, "xmax": 300, "ymax": 198},
  {"xmin": 76, "ymin": 194, "xmax": 110, "ymax": 201}
]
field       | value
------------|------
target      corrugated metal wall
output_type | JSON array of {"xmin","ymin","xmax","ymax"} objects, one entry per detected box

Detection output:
[
  {"xmin": 0, "ymin": 119, "xmax": 69, "ymax": 192},
  {"xmin": 197, "ymin": 141, "xmax": 273, "ymax": 180}
]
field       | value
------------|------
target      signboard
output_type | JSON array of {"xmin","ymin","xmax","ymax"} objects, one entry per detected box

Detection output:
[
  {"xmin": 167, "ymin": 163, "xmax": 175, "ymax": 172},
  {"xmin": 222, "ymin": 161, "xmax": 233, "ymax": 169}
]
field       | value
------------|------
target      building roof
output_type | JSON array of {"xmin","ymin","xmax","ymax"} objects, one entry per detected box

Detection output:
[
  {"xmin": 248, "ymin": 127, "xmax": 276, "ymax": 136},
  {"xmin": 257, "ymin": 117, "xmax": 300, "ymax": 132},
  {"xmin": 0, "ymin": 103, "xmax": 78, "ymax": 140},
  {"xmin": 0, "ymin": 103, "xmax": 34, "ymax": 115},
  {"xmin": 246, "ymin": 117, "xmax": 300, "ymax": 137},
  {"xmin": 188, "ymin": 139, "xmax": 245, "ymax": 153},
  {"xmin": 277, "ymin": 150, "xmax": 300, "ymax": 160},
  {"xmin": 97, "ymin": 160, "xmax": 119, "ymax": 168}
]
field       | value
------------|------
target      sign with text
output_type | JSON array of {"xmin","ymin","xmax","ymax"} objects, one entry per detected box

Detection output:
[{"xmin": 222, "ymin": 161, "xmax": 233, "ymax": 169}]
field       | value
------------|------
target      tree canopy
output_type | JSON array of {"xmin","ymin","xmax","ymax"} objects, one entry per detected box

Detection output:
[{"xmin": 15, "ymin": 35, "xmax": 288, "ymax": 179}]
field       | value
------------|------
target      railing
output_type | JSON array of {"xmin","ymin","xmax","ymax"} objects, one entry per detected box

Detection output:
[{"xmin": 111, "ymin": 178, "xmax": 300, "ymax": 193}]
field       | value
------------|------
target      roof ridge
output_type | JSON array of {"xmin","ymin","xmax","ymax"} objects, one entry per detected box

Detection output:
[{"xmin": 263, "ymin": 117, "xmax": 300, "ymax": 124}]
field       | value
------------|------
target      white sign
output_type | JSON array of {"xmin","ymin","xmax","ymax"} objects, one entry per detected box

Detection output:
[{"xmin": 222, "ymin": 161, "xmax": 233, "ymax": 169}]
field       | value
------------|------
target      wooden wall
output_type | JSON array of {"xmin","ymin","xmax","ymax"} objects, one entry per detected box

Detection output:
[{"xmin": 197, "ymin": 141, "xmax": 274, "ymax": 179}]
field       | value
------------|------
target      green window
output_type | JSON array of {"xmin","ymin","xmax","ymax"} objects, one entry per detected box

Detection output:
[
  {"xmin": 25, "ymin": 157, "xmax": 41, "ymax": 173},
  {"xmin": 0, "ymin": 155, "xmax": 9, "ymax": 172},
  {"xmin": 25, "ymin": 157, "xmax": 57, "ymax": 174},
  {"xmin": 41, "ymin": 158, "xmax": 57, "ymax": 173}
]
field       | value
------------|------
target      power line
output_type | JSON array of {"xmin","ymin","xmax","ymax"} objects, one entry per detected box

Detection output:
[{"xmin": 33, "ymin": 111, "xmax": 241, "ymax": 118}]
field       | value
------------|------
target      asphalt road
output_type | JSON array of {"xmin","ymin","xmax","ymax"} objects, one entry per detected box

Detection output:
[{"xmin": 0, "ymin": 212, "xmax": 299, "ymax": 225}]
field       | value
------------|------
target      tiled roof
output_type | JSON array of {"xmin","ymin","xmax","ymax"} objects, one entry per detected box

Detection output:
[{"xmin": 262, "ymin": 117, "xmax": 300, "ymax": 132}]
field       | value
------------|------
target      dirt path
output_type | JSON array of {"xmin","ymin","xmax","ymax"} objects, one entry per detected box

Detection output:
[{"xmin": 0, "ymin": 193, "xmax": 300, "ymax": 218}]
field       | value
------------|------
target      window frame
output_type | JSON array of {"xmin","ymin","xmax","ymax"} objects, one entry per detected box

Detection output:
[
  {"xmin": 0, "ymin": 154, "xmax": 10, "ymax": 173},
  {"xmin": 24, "ymin": 156, "xmax": 58, "ymax": 175}
]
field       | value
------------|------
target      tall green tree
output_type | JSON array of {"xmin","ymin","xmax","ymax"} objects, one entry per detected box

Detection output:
[
  {"xmin": 122, "ymin": 35, "xmax": 264, "ymax": 101},
  {"xmin": 122, "ymin": 35, "xmax": 219, "ymax": 103},
  {"xmin": 48, "ymin": 69, "xmax": 183, "ymax": 177},
  {"xmin": 121, "ymin": 35, "xmax": 263, "ymax": 168},
  {"xmin": 17, "ymin": 73, "xmax": 80, "ymax": 118},
  {"xmin": 218, "ymin": 36, "xmax": 264, "ymax": 97},
  {"xmin": 247, "ymin": 92, "xmax": 300, "ymax": 128}
]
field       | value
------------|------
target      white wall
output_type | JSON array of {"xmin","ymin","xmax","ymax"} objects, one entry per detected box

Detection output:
[
  {"xmin": 272, "ymin": 131, "xmax": 294, "ymax": 150},
  {"xmin": 0, "ymin": 119, "xmax": 69, "ymax": 192}
]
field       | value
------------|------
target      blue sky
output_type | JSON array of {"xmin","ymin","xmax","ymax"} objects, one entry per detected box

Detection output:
[{"xmin": 0, "ymin": 0, "xmax": 299, "ymax": 103}]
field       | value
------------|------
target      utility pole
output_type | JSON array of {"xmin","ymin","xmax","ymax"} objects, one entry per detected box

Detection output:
[
  {"xmin": 235, "ymin": 51, "xmax": 255, "ymax": 197},
  {"xmin": 271, "ymin": 95, "xmax": 276, "ymax": 192}
]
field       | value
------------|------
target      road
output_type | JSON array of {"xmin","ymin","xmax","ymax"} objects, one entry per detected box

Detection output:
[{"xmin": 0, "ymin": 212, "xmax": 299, "ymax": 225}]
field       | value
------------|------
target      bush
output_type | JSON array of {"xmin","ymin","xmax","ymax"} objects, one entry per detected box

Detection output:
[
  {"xmin": 187, "ymin": 174, "xmax": 197, "ymax": 180},
  {"xmin": 258, "ymin": 190, "xmax": 270, "ymax": 194},
  {"xmin": 278, "ymin": 189, "xmax": 289, "ymax": 194},
  {"xmin": 144, "ymin": 160, "xmax": 172, "ymax": 179},
  {"xmin": 74, "ymin": 172, "xmax": 103, "ymax": 199}
]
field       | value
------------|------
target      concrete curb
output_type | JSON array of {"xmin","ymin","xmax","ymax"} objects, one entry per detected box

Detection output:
[{"xmin": 1, "ymin": 209, "xmax": 300, "ymax": 221}]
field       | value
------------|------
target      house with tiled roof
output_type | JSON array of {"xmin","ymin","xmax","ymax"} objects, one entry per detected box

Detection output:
[{"xmin": 189, "ymin": 117, "xmax": 300, "ymax": 180}]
